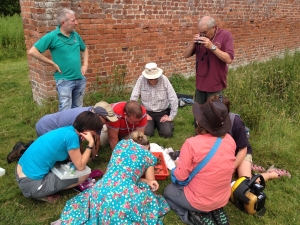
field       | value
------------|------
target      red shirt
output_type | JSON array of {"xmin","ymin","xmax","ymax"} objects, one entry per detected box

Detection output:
[{"xmin": 106, "ymin": 102, "xmax": 147, "ymax": 137}]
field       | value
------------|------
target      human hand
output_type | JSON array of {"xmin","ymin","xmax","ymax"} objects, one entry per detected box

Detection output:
[
  {"xmin": 53, "ymin": 63, "xmax": 62, "ymax": 73},
  {"xmin": 79, "ymin": 131, "xmax": 94, "ymax": 146},
  {"xmin": 193, "ymin": 34, "xmax": 201, "ymax": 43},
  {"xmin": 148, "ymin": 180, "xmax": 159, "ymax": 191},
  {"xmin": 197, "ymin": 37, "xmax": 213, "ymax": 49},
  {"xmin": 81, "ymin": 65, "xmax": 88, "ymax": 75},
  {"xmin": 160, "ymin": 115, "xmax": 171, "ymax": 122},
  {"xmin": 147, "ymin": 114, "xmax": 153, "ymax": 120}
]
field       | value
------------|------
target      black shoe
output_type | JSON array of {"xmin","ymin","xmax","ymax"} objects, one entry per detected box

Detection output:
[
  {"xmin": 7, "ymin": 140, "xmax": 34, "ymax": 163},
  {"xmin": 188, "ymin": 211, "xmax": 217, "ymax": 225},
  {"xmin": 7, "ymin": 141, "xmax": 26, "ymax": 163},
  {"xmin": 211, "ymin": 207, "xmax": 230, "ymax": 225}
]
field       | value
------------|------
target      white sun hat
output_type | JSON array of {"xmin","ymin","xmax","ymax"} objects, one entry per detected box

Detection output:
[{"xmin": 142, "ymin": 62, "xmax": 163, "ymax": 79}]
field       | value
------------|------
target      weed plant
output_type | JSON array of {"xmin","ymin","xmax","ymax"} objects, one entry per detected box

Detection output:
[
  {"xmin": 89, "ymin": 64, "xmax": 131, "ymax": 104},
  {"xmin": 0, "ymin": 53, "xmax": 299, "ymax": 224},
  {"xmin": 0, "ymin": 14, "xmax": 26, "ymax": 60}
]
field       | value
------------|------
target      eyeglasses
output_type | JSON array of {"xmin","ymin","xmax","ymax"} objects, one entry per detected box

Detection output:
[
  {"xmin": 148, "ymin": 78, "xmax": 158, "ymax": 81},
  {"xmin": 199, "ymin": 26, "xmax": 216, "ymax": 37}
]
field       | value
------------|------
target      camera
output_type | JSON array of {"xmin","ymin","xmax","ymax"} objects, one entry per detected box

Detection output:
[
  {"xmin": 195, "ymin": 33, "xmax": 206, "ymax": 44},
  {"xmin": 231, "ymin": 174, "xmax": 267, "ymax": 215}
]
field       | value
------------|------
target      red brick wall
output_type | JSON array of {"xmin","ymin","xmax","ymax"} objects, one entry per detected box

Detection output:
[{"xmin": 20, "ymin": 0, "xmax": 300, "ymax": 103}]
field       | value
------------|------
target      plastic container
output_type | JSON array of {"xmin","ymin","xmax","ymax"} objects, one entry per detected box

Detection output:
[
  {"xmin": 0, "ymin": 167, "xmax": 5, "ymax": 177},
  {"xmin": 76, "ymin": 169, "xmax": 104, "ymax": 192},
  {"xmin": 151, "ymin": 152, "xmax": 169, "ymax": 180},
  {"xmin": 52, "ymin": 163, "xmax": 91, "ymax": 180}
]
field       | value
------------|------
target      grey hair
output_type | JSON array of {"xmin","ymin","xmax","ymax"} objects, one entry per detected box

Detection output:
[
  {"xmin": 198, "ymin": 16, "xmax": 216, "ymax": 29},
  {"xmin": 57, "ymin": 8, "xmax": 75, "ymax": 25}
]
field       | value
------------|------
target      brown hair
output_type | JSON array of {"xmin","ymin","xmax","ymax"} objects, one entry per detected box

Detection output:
[
  {"xmin": 131, "ymin": 131, "xmax": 149, "ymax": 146},
  {"xmin": 124, "ymin": 100, "xmax": 143, "ymax": 118},
  {"xmin": 208, "ymin": 95, "xmax": 231, "ymax": 112},
  {"xmin": 73, "ymin": 111, "xmax": 103, "ymax": 132},
  {"xmin": 195, "ymin": 123, "xmax": 208, "ymax": 135}
]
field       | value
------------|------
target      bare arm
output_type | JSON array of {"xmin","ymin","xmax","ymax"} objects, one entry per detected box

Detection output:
[
  {"xmin": 81, "ymin": 48, "xmax": 88, "ymax": 75},
  {"xmin": 210, "ymin": 47, "xmax": 233, "ymax": 64},
  {"xmin": 108, "ymin": 127, "xmax": 120, "ymax": 150},
  {"xmin": 140, "ymin": 166, "xmax": 159, "ymax": 191},
  {"xmin": 28, "ymin": 46, "xmax": 61, "ymax": 73},
  {"xmin": 183, "ymin": 34, "xmax": 199, "ymax": 58},
  {"xmin": 234, "ymin": 147, "xmax": 247, "ymax": 170},
  {"xmin": 68, "ymin": 131, "xmax": 95, "ymax": 170},
  {"xmin": 183, "ymin": 42, "xmax": 196, "ymax": 58},
  {"xmin": 199, "ymin": 37, "xmax": 233, "ymax": 64}
]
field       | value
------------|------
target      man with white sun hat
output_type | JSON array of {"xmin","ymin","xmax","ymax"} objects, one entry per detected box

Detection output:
[{"xmin": 130, "ymin": 62, "xmax": 178, "ymax": 138}]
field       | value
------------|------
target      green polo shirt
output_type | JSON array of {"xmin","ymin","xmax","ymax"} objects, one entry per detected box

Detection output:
[{"xmin": 34, "ymin": 26, "xmax": 86, "ymax": 81}]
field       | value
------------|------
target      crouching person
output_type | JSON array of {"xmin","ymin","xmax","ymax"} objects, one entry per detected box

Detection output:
[
  {"xmin": 163, "ymin": 100, "xmax": 236, "ymax": 225},
  {"xmin": 15, "ymin": 111, "xmax": 103, "ymax": 203}
]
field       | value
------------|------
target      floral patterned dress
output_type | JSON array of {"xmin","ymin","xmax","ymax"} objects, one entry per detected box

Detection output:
[{"xmin": 60, "ymin": 139, "xmax": 170, "ymax": 225}]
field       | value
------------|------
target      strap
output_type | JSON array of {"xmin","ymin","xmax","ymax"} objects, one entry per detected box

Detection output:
[
  {"xmin": 228, "ymin": 112, "xmax": 236, "ymax": 136},
  {"xmin": 189, "ymin": 137, "xmax": 222, "ymax": 179}
]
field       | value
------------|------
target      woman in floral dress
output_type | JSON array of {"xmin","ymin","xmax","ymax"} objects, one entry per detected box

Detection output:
[{"xmin": 52, "ymin": 131, "xmax": 170, "ymax": 225}]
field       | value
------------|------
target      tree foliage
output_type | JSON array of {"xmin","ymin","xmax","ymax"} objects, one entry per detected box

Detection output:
[{"xmin": 0, "ymin": 0, "xmax": 21, "ymax": 16}]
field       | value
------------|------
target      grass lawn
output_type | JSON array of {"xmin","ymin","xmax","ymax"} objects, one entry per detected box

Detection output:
[{"xmin": 0, "ymin": 56, "xmax": 299, "ymax": 225}]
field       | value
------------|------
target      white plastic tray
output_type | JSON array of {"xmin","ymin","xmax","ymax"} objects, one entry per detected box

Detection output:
[{"xmin": 51, "ymin": 163, "xmax": 91, "ymax": 180}]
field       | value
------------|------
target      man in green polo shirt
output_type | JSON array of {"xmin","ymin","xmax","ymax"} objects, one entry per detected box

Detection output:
[{"xmin": 28, "ymin": 8, "xmax": 88, "ymax": 111}]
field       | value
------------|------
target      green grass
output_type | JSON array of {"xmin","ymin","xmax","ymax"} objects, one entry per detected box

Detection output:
[
  {"xmin": 0, "ymin": 14, "xmax": 26, "ymax": 60},
  {"xmin": 0, "ymin": 53, "xmax": 300, "ymax": 225}
]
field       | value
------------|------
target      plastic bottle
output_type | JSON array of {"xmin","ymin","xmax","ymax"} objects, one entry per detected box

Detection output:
[{"xmin": 69, "ymin": 163, "xmax": 76, "ymax": 174}]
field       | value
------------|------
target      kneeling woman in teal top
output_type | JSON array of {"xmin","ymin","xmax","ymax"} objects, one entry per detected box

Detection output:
[
  {"xmin": 51, "ymin": 131, "xmax": 170, "ymax": 225},
  {"xmin": 15, "ymin": 111, "xmax": 103, "ymax": 203}
]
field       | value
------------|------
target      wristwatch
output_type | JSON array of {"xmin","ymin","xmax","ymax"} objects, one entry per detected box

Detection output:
[
  {"xmin": 86, "ymin": 145, "xmax": 93, "ymax": 149},
  {"xmin": 211, "ymin": 45, "xmax": 217, "ymax": 51}
]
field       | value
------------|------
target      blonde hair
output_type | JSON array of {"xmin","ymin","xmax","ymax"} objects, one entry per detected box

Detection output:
[{"xmin": 131, "ymin": 131, "xmax": 149, "ymax": 146}]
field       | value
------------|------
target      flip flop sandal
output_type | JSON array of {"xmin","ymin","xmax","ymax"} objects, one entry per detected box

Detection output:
[
  {"xmin": 251, "ymin": 163, "xmax": 266, "ymax": 173},
  {"xmin": 267, "ymin": 166, "xmax": 291, "ymax": 178},
  {"xmin": 36, "ymin": 194, "xmax": 61, "ymax": 204}
]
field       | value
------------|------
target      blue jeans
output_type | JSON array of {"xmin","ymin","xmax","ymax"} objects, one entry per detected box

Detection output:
[{"xmin": 56, "ymin": 77, "xmax": 86, "ymax": 111}]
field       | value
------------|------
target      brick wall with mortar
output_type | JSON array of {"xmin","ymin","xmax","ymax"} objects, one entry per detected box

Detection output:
[{"xmin": 20, "ymin": 0, "xmax": 300, "ymax": 103}]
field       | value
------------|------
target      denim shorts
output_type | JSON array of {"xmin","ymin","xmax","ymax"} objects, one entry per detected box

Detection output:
[{"xmin": 15, "ymin": 169, "xmax": 78, "ymax": 198}]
